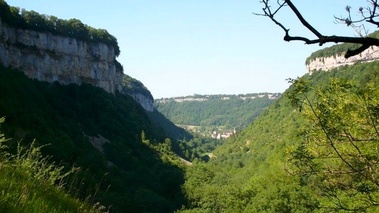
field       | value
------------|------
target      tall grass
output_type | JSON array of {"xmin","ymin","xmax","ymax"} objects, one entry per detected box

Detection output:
[{"xmin": 0, "ymin": 118, "xmax": 107, "ymax": 213}]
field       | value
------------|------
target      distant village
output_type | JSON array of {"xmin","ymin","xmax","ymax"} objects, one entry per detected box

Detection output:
[
  {"xmin": 211, "ymin": 128, "xmax": 237, "ymax": 140},
  {"xmin": 178, "ymin": 125, "xmax": 237, "ymax": 140}
]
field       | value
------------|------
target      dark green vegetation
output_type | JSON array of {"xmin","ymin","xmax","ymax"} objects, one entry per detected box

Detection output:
[
  {"xmin": 5, "ymin": 51, "xmax": 379, "ymax": 212},
  {"xmin": 121, "ymin": 75, "xmax": 192, "ymax": 141},
  {"xmin": 0, "ymin": 0, "xmax": 120, "ymax": 57},
  {"xmin": 305, "ymin": 31, "xmax": 379, "ymax": 65},
  {"xmin": 155, "ymin": 93, "xmax": 279, "ymax": 132},
  {"xmin": 121, "ymin": 75, "xmax": 154, "ymax": 101},
  {"xmin": 0, "ymin": 66, "xmax": 190, "ymax": 212},
  {"xmin": 0, "ymin": 123, "xmax": 102, "ymax": 213},
  {"xmin": 180, "ymin": 60, "xmax": 379, "ymax": 212},
  {"xmin": 2, "ymin": 0, "xmax": 379, "ymax": 211}
]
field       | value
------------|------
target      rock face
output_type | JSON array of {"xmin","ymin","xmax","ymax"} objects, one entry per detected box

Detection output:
[
  {"xmin": 306, "ymin": 46, "xmax": 379, "ymax": 73},
  {"xmin": 129, "ymin": 93, "xmax": 154, "ymax": 112},
  {"xmin": 0, "ymin": 17, "xmax": 155, "ymax": 111},
  {"xmin": 0, "ymin": 17, "xmax": 123, "ymax": 93}
]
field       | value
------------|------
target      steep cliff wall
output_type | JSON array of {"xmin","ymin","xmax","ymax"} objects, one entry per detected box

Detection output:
[
  {"xmin": 121, "ymin": 75, "xmax": 154, "ymax": 112},
  {"xmin": 0, "ymin": 17, "xmax": 155, "ymax": 111},
  {"xmin": 0, "ymin": 17, "xmax": 123, "ymax": 93},
  {"xmin": 306, "ymin": 46, "xmax": 379, "ymax": 73},
  {"xmin": 129, "ymin": 93, "xmax": 154, "ymax": 112}
]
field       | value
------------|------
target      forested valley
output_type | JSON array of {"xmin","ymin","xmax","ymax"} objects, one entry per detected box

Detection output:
[
  {"xmin": 2, "ymin": 45, "xmax": 379, "ymax": 213},
  {"xmin": 180, "ymin": 60, "xmax": 379, "ymax": 212},
  {"xmin": 1, "ymin": 0, "xmax": 379, "ymax": 212},
  {"xmin": 155, "ymin": 93, "xmax": 279, "ymax": 134}
]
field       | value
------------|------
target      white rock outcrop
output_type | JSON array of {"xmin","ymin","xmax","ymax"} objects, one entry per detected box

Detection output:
[
  {"xmin": 306, "ymin": 46, "xmax": 379, "ymax": 73},
  {"xmin": 0, "ymin": 17, "xmax": 155, "ymax": 111},
  {"xmin": 0, "ymin": 17, "xmax": 122, "ymax": 93},
  {"xmin": 129, "ymin": 93, "xmax": 154, "ymax": 112}
]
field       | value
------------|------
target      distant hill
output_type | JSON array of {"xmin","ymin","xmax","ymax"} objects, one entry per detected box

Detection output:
[{"xmin": 155, "ymin": 93, "xmax": 280, "ymax": 136}]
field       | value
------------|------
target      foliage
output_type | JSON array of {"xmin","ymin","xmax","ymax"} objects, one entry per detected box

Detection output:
[
  {"xmin": 0, "ymin": 66, "xmax": 187, "ymax": 212},
  {"xmin": 183, "ymin": 136, "xmax": 223, "ymax": 159},
  {"xmin": 121, "ymin": 75, "xmax": 154, "ymax": 101},
  {"xmin": 120, "ymin": 75, "xmax": 194, "ymax": 142},
  {"xmin": 0, "ymin": 119, "xmax": 103, "ymax": 212},
  {"xmin": 287, "ymin": 68, "xmax": 379, "ymax": 211},
  {"xmin": 146, "ymin": 109, "xmax": 193, "ymax": 142},
  {"xmin": 11, "ymin": 141, "xmax": 77, "ymax": 187},
  {"xmin": 180, "ymin": 88, "xmax": 315, "ymax": 212},
  {"xmin": 155, "ymin": 93, "xmax": 278, "ymax": 131},
  {"xmin": 181, "ymin": 60, "xmax": 379, "ymax": 212},
  {"xmin": 0, "ymin": 0, "xmax": 120, "ymax": 56}
]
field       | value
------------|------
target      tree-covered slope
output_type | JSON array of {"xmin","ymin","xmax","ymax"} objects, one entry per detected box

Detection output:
[
  {"xmin": 0, "ymin": 66, "xmax": 187, "ymax": 212},
  {"xmin": 181, "ymin": 61, "xmax": 379, "ymax": 212},
  {"xmin": 155, "ymin": 93, "xmax": 279, "ymax": 131}
]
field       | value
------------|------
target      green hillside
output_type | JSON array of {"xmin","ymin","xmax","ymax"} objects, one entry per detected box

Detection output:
[
  {"xmin": 0, "ymin": 66, "xmax": 189, "ymax": 212},
  {"xmin": 155, "ymin": 93, "xmax": 279, "ymax": 132},
  {"xmin": 3, "ymin": 0, "xmax": 379, "ymax": 211},
  {"xmin": 180, "ymin": 61, "xmax": 379, "ymax": 212}
]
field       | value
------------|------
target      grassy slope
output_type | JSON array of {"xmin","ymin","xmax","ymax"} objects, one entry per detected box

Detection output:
[{"xmin": 0, "ymin": 124, "xmax": 99, "ymax": 212}]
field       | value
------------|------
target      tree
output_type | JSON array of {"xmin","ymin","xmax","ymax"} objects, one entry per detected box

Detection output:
[
  {"xmin": 257, "ymin": 0, "xmax": 379, "ymax": 58},
  {"xmin": 287, "ymin": 76, "xmax": 379, "ymax": 212}
]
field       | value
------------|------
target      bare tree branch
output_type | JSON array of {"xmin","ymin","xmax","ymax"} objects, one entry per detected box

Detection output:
[{"xmin": 257, "ymin": 0, "xmax": 379, "ymax": 58}]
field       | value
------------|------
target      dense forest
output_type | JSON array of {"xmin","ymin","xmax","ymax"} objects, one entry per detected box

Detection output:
[
  {"xmin": 3, "ymin": 50, "xmax": 379, "ymax": 212},
  {"xmin": 179, "ymin": 61, "xmax": 379, "ymax": 212},
  {"xmin": 155, "ymin": 93, "xmax": 279, "ymax": 131},
  {"xmin": 2, "ymin": 0, "xmax": 379, "ymax": 212},
  {"xmin": 0, "ymin": 65, "xmax": 191, "ymax": 212}
]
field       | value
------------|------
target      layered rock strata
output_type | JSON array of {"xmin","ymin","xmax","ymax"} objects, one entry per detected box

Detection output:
[
  {"xmin": 0, "ymin": 17, "xmax": 155, "ymax": 111},
  {"xmin": 0, "ymin": 17, "xmax": 123, "ymax": 93},
  {"xmin": 306, "ymin": 46, "xmax": 379, "ymax": 73}
]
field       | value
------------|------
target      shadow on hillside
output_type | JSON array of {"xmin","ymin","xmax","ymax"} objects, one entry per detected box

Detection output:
[{"xmin": 0, "ymin": 66, "xmax": 187, "ymax": 212}]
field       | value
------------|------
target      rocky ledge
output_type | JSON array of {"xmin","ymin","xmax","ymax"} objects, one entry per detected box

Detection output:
[
  {"xmin": 0, "ymin": 17, "xmax": 155, "ymax": 111},
  {"xmin": 306, "ymin": 46, "xmax": 379, "ymax": 73}
]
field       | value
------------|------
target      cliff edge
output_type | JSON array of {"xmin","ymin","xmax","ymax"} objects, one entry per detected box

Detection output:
[
  {"xmin": 306, "ymin": 45, "xmax": 379, "ymax": 73},
  {"xmin": 305, "ymin": 31, "xmax": 379, "ymax": 73},
  {"xmin": 0, "ymin": 12, "xmax": 154, "ymax": 111},
  {"xmin": 0, "ymin": 17, "xmax": 123, "ymax": 93}
]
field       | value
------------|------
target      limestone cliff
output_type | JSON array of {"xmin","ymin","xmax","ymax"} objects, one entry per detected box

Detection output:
[
  {"xmin": 129, "ymin": 93, "xmax": 154, "ymax": 112},
  {"xmin": 0, "ymin": 17, "xmax": 123, "ymax": 93},
  {"xmin": 306, "ymin": 46, "xmax": 379, "ymax": 73},
  {"xmin": 121, "ymin": 75, "xmax": 154, "ymax": 112},
  {"xmin": 0, "ymin": 17, "xmax": 155, "ymax": 111}
]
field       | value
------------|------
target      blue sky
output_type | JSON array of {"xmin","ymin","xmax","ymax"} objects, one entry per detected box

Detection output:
[{"xmin": 6, "ymin": 0, "xmax": 368, "ymax": 98}]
